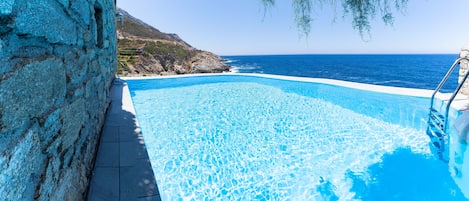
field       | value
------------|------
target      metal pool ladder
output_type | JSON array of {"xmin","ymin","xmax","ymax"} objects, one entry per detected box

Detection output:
[{"xmin": 427, "ymin": 57, "xmax": 469, "ymax": 160}]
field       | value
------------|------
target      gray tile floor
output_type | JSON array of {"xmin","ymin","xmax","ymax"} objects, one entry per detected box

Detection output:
[{"xmin": 87, "ymin": 79, "xmax": 161, "ymax": 201}]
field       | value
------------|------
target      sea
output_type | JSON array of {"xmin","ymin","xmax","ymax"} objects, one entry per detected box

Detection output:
[{"xmin": 223, "ymin": 54, "xmax": 460, "ymax": 92}]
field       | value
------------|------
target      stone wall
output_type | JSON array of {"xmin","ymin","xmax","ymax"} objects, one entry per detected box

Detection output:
[
  {"xmin": 459, "ymin": 48, "xmax": 469, "ymax": 95},
  {"xmin": 0, "ymin": 0, "xmax": 116, "ymax": 200}
]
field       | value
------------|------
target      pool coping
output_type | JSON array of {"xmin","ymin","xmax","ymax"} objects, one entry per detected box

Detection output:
[{"xmin": 121, "ymin": 72, "xmax": 435, "ymax": 97}]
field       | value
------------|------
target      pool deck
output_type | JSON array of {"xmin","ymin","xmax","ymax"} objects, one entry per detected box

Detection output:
[{"xmin": 87, "ymin": 78, "xmax": 161, "ymax": 201}]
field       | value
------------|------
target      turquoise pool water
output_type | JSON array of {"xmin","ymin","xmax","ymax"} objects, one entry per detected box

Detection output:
[{"xmin": 127, "ymin": 75, "xmax": 468, "ymax": 201}]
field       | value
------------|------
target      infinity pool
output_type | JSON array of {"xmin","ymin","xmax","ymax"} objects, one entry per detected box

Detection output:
[{"xmin": 126, "ymin": 74, "xmax": 468, "ymax": 201}]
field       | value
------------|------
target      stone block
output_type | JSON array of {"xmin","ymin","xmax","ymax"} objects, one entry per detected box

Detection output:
[
  {"xmin": 0, "ymin": 15, "xmax": 13, "ymax": 35},
  {"xmin": 0, "ymin": 39, "xmax": 4, "ymax": 52},
  {"xmin": 3, "ymin": 34, "xmax": 53, "ymax": 60},
  {"xmin": 40, "ymin": 109, "xmax": 62, "ymax": 148},
  {"xmin": 459, "ymin": 55, "xmax": 469, "ymax": 95},
  {"xmin": 460, "ymin": 47, "xmax": 469, "ymax": 58},
  {"xmin": 59, "ymin": 99, "xmax": 86, "ymax": 150},
  {"xmin": 0, "ymin": 0, "xmax": 14, "ymax": 16},
  {"xmin": 0, "ymin": 57, "xmax": 66, "ymax": 132},
  {"xmin": 50, "ymin": 167, "xmax": 86, "ymax": 201},
  {"xmin": 39, "ymin": 155, "xmax": 62, "ymax": 199},
  {"xmin": 78, "ymin": 129, "xmax": 100, "ymax": 169},
  {"xmin": 0, "ymin": 127, "xmax": 45, "ymax": 200},
  {"xmin": 15, "ymin": 0, "xmax": 78, "ymax": 45},
  {"xmin": 70, "ymin": 0, "xmax": 91, "ymax": 25}
]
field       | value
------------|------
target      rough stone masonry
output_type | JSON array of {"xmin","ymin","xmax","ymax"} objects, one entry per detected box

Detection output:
[{"xmin": 0, "ymin": 0, "xmax": 116, "ymax": 200}]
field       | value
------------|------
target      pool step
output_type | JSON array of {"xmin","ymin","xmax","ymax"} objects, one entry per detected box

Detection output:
[
  {"xmin": 429, "ymin": 108, "xmax": 445, "ymax": 129},
  {"xmin": 426, "ymin": 109, "xmax": 447, "ymax": 160}
]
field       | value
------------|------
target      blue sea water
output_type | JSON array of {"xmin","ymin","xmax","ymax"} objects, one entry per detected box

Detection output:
[{"xmin": 223, "ymin": 54, "xmax": 459, "ymax": 92}]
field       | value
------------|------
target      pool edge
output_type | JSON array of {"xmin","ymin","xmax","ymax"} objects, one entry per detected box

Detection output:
[{"xmin": 120, "ymin": 73, "xmax": 434, "ymax": 97}]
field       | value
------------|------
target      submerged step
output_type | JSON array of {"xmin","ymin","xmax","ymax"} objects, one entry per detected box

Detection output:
[
  {"xmin": 427, "ymin": 128, "xmax": 444, "ymax": 138},
  {"xmin": 433, "ymin": 141, "xmax": 441, "ymax": 149},
  {"xmin": 428, "ymin": 117, "xmax": 445, "ymax": 130},
  {"xmin": 428, "ymin": 118, "xmax": 444, "ymax": 131},
  {"xmin": 430, "ymin": 108, "xmax": 445, "ymax": 118}
]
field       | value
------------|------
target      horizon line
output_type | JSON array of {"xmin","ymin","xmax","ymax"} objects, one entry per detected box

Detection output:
[{"xmin": 220, "ymin": 52, "xmax": 460, "ymax": 57}]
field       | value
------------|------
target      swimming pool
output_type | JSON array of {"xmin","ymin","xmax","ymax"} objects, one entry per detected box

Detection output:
[{"xmin": 126, "ymin": 74, "xmax": 469, "ymax": 201}]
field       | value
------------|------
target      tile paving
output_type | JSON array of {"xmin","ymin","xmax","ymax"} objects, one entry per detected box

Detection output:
[{"xmin": 87, "ymin": 79, "xmax": 161, "ymax": 201}]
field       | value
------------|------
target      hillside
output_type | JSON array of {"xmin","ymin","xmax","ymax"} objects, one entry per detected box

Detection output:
[{"xmin": 116, "ymin": 8, "xmax": 231, "ymax": 76}]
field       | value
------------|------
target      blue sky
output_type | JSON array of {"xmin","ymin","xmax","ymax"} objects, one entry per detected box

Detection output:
[{"xmin": 117, "ymin": 0, "xmax": 469, "ymax": 55}]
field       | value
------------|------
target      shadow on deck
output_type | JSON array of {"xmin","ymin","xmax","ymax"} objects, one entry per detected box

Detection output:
[{"xmin": 87, "ymin": 79, "xmax": 161, "ymax": 201}]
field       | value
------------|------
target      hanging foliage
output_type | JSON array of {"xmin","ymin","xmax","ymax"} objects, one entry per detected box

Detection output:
[{"xmin": 260, "ymin": 0, "xmax": 408, "ymax": 38}]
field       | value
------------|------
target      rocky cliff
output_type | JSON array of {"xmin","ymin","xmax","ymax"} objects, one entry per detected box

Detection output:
[{"xmin": 116, "ymin": 8, "xmax": 231, "ymax": 76}]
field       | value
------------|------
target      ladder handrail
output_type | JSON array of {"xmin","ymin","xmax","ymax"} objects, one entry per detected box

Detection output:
[
  {"xmin": 444, "ymin": 58, "xmax": 469, "ymax": 130},
  {"xmin": 430, "ymin": 57, "xmax": 467, "ymax": 108},
  {"xmin": 429, "ymin": 57, "xmax": 469, "ymax": 131},
  {"xmin": 427, "ymin": 57, "xmax": 469, "ymax": 161}
]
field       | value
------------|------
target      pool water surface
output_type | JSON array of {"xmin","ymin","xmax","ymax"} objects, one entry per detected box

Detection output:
[{"xmin": 126, "ymin": 74, "xmax": 468, "ymax": 201}]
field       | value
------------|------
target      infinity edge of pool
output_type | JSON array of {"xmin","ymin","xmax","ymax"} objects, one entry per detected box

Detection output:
[{"xmin": 121, "ymin": 73, "xmax": 435, "ymax": 97}]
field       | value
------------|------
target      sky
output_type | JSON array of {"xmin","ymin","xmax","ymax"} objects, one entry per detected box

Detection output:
[{"xmin": 117, "ymin": 0, "xmax": 469, "ymax": 56}]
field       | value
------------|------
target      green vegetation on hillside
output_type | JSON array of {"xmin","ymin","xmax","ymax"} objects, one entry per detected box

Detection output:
[
  {"xmin": 117, "ymin": 38, "xmax": 194, "ymax": 74},
  {"xmin": 143, "ymin": 41, "xmax": 192, "ymax": 61},
  {"xmin": 117, "ymin": 38, "xmax": 139, "ymax": 74}
]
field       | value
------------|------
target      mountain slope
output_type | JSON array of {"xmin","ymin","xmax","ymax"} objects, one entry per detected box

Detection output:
[{"xmin": 116, "ymin": 8, "xmax": 231, "ymax": 76}]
